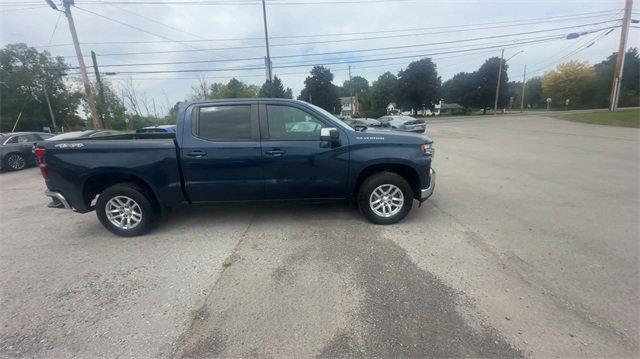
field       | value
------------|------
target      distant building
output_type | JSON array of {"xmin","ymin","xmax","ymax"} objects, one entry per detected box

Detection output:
[
  {"xmin": 434, "ymin": 100, "xmax": 464, "ymax": 115},
  {"xmin": 340, "ymin": 96, "xmax": 356, "ymax": 117},
  {"xmin": 387, "ymin": 103, "xmax": 432, "ymax": 116},
  {"xmin": 386, "ymin": 102, "xmax": 399, "ymax": 114}
]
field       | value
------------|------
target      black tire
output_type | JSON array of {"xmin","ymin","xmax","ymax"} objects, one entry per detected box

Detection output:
[
  {"xmin": 358, "ymin": 172, "xmax": 414, "ymax": 225},
  {"xmin": 3, "ymin": 152, "xmax": 27, "ymax": 171},
  {"xmin": 96, "ymin": 182, "xmax": 158, "ymax": 237}
]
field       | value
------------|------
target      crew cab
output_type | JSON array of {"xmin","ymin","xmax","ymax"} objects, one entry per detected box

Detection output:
[{"xmin": 34, "ymin": 99, "xmax": 435, "ymax": 237}]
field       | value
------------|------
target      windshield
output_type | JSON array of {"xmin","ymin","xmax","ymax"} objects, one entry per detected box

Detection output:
[{"xmin": 305, "ymin": 102, "xmax": 353, "ymax": 131}]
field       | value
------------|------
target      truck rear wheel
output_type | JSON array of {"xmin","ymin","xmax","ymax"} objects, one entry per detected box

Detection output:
[
  {"xmin": 358, "ymin": 172, "xmax": 413, "ymax": 225},
  {"xmin": 96, "ymin": 183, "xmax": 158, "ymax": 237}
]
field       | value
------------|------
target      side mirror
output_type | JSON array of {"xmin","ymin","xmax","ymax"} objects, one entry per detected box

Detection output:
[{"xmin": 320, "ymin": 127, "xmax": 340, "ymax": 146}]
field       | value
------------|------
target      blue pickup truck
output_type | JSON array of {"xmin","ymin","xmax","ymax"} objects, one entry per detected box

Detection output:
[{"xmin": 35, "ymin": 99, "xmax": 435, "ymax": 237}]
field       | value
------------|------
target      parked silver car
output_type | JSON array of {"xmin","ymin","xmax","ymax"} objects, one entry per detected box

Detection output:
[
  {"xmin": 0, "ymin": 132, "xmax": 54, "ymax": 171},
  {"xmin": 377, "ymin": 115, "xmax": 427, "ymax": 133}
]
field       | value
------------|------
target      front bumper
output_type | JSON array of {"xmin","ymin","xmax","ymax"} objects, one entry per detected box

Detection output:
[{"xmin": 420, "ymin": 168, "xmax": 436, "ymax": 201}]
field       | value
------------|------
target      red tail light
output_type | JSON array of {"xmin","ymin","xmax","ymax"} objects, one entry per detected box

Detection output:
[{"xmin": 33, "ymin": 147, "xmax": 48, "ymax": 180}]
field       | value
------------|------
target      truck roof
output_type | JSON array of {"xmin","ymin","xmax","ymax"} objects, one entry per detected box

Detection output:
[{"xmin": 182, "ymin": 98, "xmax": 307, "ymax": 106}]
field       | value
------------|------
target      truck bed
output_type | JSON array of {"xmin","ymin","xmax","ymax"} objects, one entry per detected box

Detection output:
[{"xmin": 37, "ymin": 136, "xmax": 186, "ymax": 213}]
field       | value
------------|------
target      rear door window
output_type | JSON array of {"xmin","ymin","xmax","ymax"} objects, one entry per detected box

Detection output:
[{"xmin": 197, "ymin": 105, "xmax": 252, "ymax": 140}]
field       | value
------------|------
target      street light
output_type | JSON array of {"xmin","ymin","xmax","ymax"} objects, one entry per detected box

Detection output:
[{"xmin": 506, "ymin": 50, "xmax": 524, "ymax": 62}]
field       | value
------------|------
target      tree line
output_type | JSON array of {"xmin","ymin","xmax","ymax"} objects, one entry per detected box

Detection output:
[{"xmin": 1, "ymin": 42, "xmax": 638, "ymax": 133}]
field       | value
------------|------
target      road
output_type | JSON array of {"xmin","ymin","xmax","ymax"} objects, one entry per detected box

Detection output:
[{"xmin": 0, "ymin": 114, "xmax": 638, "ymax": 357}]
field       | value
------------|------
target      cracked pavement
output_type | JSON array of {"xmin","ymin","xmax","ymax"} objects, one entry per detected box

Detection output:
[{"xmin": 1, "ymin": 114, "xmax": 638, "ymax": 357}]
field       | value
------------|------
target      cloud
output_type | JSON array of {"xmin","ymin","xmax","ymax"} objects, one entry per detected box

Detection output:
[{"xmin": 1, "ymin": 0, "xmax": 636, "ymax": 115}]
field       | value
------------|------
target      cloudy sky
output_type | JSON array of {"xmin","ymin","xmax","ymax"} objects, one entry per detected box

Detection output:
[{"xmin": 1, "ymin": 0, "xmax": 637, "ymax": 116}]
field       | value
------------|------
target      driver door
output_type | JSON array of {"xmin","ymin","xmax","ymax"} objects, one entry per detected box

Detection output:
[{"xmin": 259, "ymin": 103, "xmax": 349, "ymax": 200}]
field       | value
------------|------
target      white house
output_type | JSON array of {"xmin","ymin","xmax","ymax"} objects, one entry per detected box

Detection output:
[
  {"xmin": 340, "ymin": 97, "xmax": 355, "ymax": 117},
  {"xmin": 387, "ymin": 103, "xmax": 432, "ymax": 116},
  {"xmin": 386, "ymin": 102, "xmax": 399, "ymax": 114},
  {"xmin": 434, "ymin": 100, "xmax": 464, "ymax": 115}
]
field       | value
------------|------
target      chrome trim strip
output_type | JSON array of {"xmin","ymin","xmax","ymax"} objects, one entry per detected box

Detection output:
[
  {"xmin": 44, "ymin": 190, "xmax": 72, "ymax": 210},
  {"xmin": 420, "ymin": 168, "xmax": 436, "ymax": 200}
]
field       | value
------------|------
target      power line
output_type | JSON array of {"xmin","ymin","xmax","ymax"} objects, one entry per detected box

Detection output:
[
  {"xmin": 99, "ymin": 0, "xmax": 258, "ymax": 61},
  {"xmin": 71, "ymin": 0, "xmax": 625, "ymax": 5},
  {"xmin": 97, "ymin": 48, "xmax": 506, "ymax": 81},
  {"xmin": 67, "ymin": 0, "xmax": 494, "ymax": 5},
  {"xmin": 69, "ymin": 34, "xmax": 573, "ymax": 75},
  {"xmin": 0, "ymin": 5, "xmax": 48, "ymax": 12},
  {"xmin": 272, "ymin": 37, "xmax": 567, "ymax": 69},
  {"xmin": 84, "ymin": 32, "xmax": 567, "ymax": 69},
  {"xmin": 59, "ymin": 19, "xmax": 620, "ymax": 58},
  {"xmin": 101, "ymin": 1, "xmax": 209, "ymax": 41},
  {"xmin": 48, "ymin": 13, "xmax": 63, "ymax": 45},
  {"xmin": 527, "ymin": 27, "xmax": 616, "ymax": 77},
  {"xmin": 72, "ymin": 5, "xmax": 200, "ymax": 50},
  {"xmin": 60, "ymin": 23, "xmax": 616, "ymax": 72},
  {"xmin": 528, "ymin": 10, "xmax": 622, "ymax": 69},
  {"xmin": 38, "ymin": 9, "xmax": 621, "ymax": 48}
]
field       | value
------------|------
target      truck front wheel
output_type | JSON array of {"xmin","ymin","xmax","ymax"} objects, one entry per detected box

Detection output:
[
  {"xmin": 96, "ymin": 183, "xmax": 158, "ymax": 237},
  {"xmin": 358, "ymin": 172, "xmax": 414, "ymax": 225}
]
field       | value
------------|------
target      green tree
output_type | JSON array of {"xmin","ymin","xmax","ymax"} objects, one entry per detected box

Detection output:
[
  {"xmin": 396, "ymin": 58, "xmax": 441, "ymax": 113},
  {"xmin": 593, "ymin": 48, "xmax": 640, "ymax": 108},
  {"xmin": 475, "ymin": 57, "xmax": 509, "ymax": 110},
  {"xmin": 441, "ymin": 72, "xmax": 479, "ymax": 107},
  {"xmin": 369, "ymin": 72, "xmax": 397, "ymax": 117},
  {"xmin": 298, "ymin": 66, "xmax": 341, "ymax": 114},
  {"xmin": 342, "ymin": 76, "xmax": 370, "ymax": 115},
  {"xmin": 192, "ymin": 78, "xmax": 259, "ymax": 99},
  {"xmin": 542, "ymin": 60, "xmax": 596, "ymax": 108},
  {"xmin": 0, "ymin": 43, "xmax": 84, "ymax": 132},
  {"xmin": 524, "ymin": 77, "xmax": 543, "ymax": 108},
  {"xmin": 504, "ymin": 81, "xmax": 523, "ymax": 109},
  {"xmin": 96, "ymin": 82, "xmax": 127, "ymax": 130},
  {"xmin": 224, "ymin": 78, "xmax": 259, "ymax": 98},
  {"xmin": 165, "ymin": 101, "xmax": 182, "ymax": 124},
  {"xmin": 259, "ymin": 76, "xmax": 293, "ymax": 98}
]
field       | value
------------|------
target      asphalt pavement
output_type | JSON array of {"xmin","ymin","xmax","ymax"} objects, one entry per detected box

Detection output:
[{"xmin": 0, "ymin": 114, "xmax": 637, "ymax": 357}]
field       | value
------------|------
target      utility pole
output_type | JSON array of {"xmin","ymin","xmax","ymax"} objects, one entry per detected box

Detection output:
[
  {"xmin": 493, "ymin": 48, "xmax": 504, "ymax": 113},
  {"xmin": 91, "ymin": 50, "xmax": 107, "ymax": 128},
  {"xmin": 348, "ymin": 65, "xmax": 354, "ymax": 116},
  {"xmin": 44, "ymin": 88, "xmax": 57, "ymax": 132},
  {"xmin": 46, "ymin": 0, "xmax": 102, "ymax": 129},
  {"xmin": 261, "ymin": 0, "xmax": 273, "ymax": 82},
  {"xmin": 609, "ymin": 0, "xmax": 633, "ymax": 111},
  {"xmin": 520, "ymin": 65, "xmax": 526, "ymax": 113}
]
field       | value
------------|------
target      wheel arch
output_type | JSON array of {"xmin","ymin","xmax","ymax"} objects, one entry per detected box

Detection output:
[
  {"xmin": 82, "ymin": 172, "xmax": 160, "ymax": 210},
  {"xmin": 353, "ymin": 162, "xmax": 421, "ymax": 200}
]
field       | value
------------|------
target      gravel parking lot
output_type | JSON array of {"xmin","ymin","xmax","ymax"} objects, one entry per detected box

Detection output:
[{"xmin": 1, "ymin": 114, "xmax": 638, "ymax": 357}]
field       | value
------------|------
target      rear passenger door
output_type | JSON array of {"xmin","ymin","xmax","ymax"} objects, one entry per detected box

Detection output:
[{"xmin": 180, "ymin": 103, "xmax": 264, "ymax": 202}]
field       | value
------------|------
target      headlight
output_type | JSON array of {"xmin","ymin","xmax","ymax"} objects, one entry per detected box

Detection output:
[{"xmin": 420, "ymin": 143, "xmax": 435, "ymax": 156}]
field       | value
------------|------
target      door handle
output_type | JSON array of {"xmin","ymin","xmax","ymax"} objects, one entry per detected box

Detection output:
[
  {"xmin": 187, "ymin": 150, "xmax": 207, "ymax": 157},
  {"xmin": 265, "ymin": 149, "xmax": 286, "ymax": 157}
]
